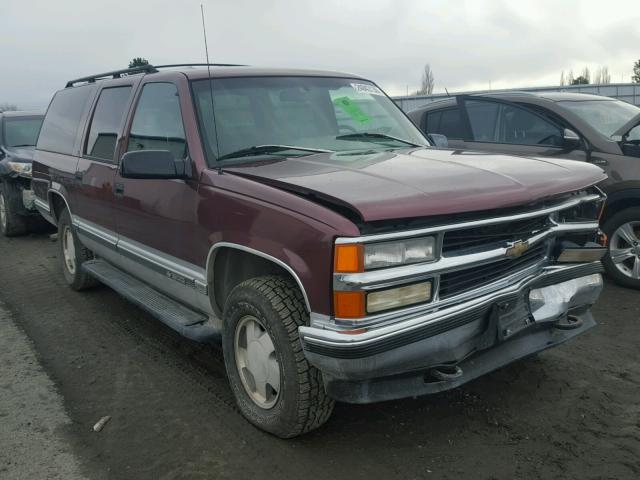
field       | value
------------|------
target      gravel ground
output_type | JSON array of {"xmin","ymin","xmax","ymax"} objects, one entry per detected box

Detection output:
[
  {"xmin": 0, "ymin": 232, "xmax": 638, "ymax": 480},
  {"xmin": 0, "ymin": 303, "xmax": 89, "ymax": 480}
]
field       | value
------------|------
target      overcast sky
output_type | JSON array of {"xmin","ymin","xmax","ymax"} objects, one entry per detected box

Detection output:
[{"xmin": 2, "ymin": 0, "xmax": 639, "ymax": 109}]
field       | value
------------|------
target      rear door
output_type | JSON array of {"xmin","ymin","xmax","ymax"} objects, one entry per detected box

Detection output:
[{"xmin": 74, "ymin": 81, "xmax": 136, "ymax": 257}]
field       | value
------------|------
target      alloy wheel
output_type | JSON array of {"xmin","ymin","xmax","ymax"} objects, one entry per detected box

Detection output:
[
  {"xmin": 609, "ymin": 221, "xmax": 640, "ymax": 280},
  {"xmin": 234, "ymin": 315, "xmax": 281, "ymax": 409}
]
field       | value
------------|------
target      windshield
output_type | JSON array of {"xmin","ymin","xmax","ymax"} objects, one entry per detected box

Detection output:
[
  {"xmin": 192, "ymin": 76, "xmax": 428, "ymax": 163},
  {"xmin": 3, "ymin": 116, "xmax": 43, "ymax": 148},
  {"xmin": 558, "ymin": 99, "xmax": 640, "ymax": 137}
]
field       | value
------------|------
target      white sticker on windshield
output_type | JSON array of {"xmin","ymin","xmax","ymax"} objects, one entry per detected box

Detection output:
[{"xmin": 351, "ymin": 82, "xmax": 385, "ymax": 96}]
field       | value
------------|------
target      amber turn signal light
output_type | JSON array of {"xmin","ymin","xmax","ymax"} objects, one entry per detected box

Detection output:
[
  {"xmin": 334, "ymin": 291, "xmax": 366, "ymax": 318},
  {"xmin": 334, "ymin": 244, "xmax": 364, "ymax": 273}
]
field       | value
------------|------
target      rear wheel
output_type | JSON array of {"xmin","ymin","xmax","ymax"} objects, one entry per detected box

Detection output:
[
  {"xmin": 57, "ymin": 208, "xmax": 98, "ymax": 290},
  {"xmin": 222, "ymin": 275, "xmax": 334, "ymax": 438},
  {"xmin": 602, "ymin": 207, "xmax": 640, "ymax": 289},
  {"xmin": 0, "ymin": 181, "xmax": 28, "ymax": 237}
]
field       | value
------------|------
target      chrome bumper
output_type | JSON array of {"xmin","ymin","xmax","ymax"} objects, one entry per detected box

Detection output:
[{"xmin": 300, "ymin": 263, "xmax": 603, "ymax": 400}]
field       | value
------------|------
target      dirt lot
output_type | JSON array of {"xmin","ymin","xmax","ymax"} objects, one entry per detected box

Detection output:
[{"xmin": 0, "ymin": 232, "xmax": 639, "ymax": 480}]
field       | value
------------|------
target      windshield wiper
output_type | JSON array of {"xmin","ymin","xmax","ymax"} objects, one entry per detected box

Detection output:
[
  {"xmin": 335, "ymin": 132, "xmax": 422, "ymax": 147},
  {"xmin": 217, "ymin": 144, "xmax": 332, "ymax": 161}
]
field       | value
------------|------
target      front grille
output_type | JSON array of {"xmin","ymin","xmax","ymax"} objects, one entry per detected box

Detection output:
[
  {"xmin": 439, "ymin": 241, "xmax": 548, "ymax": 299},
  {"xmin": 442, "ymin": 215, "xmax": 551, "ymax": 255}
]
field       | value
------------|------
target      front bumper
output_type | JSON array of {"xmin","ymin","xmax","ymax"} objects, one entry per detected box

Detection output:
[{"xmin": 300, "ymin": 263, "xmax": 603, "ymax": 403}]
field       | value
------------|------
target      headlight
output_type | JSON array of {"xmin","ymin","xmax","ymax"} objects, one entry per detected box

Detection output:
[
  {"xmin": 364, "ymin": 237, "xmax": 436, "ymax": 270},
  {"xmin": 367, "ymin": 281, "xmax": 432, "ymax": 313},
  {"xmin": 557, "ymin": 197, "xmax": 604, "ymax": 223},
  {"xmin": 7, "ymin": 161, "xmax": 32, "ymax": 177}
]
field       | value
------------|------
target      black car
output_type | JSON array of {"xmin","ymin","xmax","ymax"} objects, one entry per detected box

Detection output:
[
  {"xmin": 408, "ymin": 92, "xmax": 640, "ymax": 289},
  {"xmin": 0, "ymin": 111, "xmax": 45, "ymax": 236}
]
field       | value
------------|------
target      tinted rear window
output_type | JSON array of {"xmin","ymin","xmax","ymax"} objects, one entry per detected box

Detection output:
[{"xmin": 37, "ymin": 86, "xmax": 94, "ymax": 155}]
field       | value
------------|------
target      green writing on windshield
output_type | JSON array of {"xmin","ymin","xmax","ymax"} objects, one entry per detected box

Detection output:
[{"xmin": 333, "ymin": 96, "xmax": 370, "ymax": 124}]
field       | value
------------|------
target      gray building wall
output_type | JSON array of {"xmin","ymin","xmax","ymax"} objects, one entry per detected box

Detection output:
[{"xmin": 393, "ymin": 83, "xmax": 640, "ymax": 112}]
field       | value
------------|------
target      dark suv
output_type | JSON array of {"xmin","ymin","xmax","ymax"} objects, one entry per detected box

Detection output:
[
  {"xmin": 0, "ymin": 111, "xmax": 45, "ymax": 236},
  {"xmin": 33, "ymin": 64, "xmax": 606, "ymax": 437},
  {"xmin": 408, "ymin": 92, "xmax": 640, "ymax": 289}
]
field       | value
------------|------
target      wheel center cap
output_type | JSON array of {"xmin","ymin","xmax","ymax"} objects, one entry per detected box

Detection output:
[{"xmin": 247, "ymin": 341, "xmax": 268, "ymax": 381}]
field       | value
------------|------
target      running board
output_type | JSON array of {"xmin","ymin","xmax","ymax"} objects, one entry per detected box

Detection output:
[{"xmin": 82, "ymin": 259, "xmax": 220, "ymax": 343}]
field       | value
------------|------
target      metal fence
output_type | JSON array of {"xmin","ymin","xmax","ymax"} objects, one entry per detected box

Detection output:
[{"xmin": 393, "ymin": 83, "xmax": 640, "ymax": 112}]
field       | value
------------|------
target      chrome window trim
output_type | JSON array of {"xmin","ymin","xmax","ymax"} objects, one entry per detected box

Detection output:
[
  {"xmin": 206, "ymin": 242, "xmax": 312, "ymax": 313},
  {"xmin": 335, "ymin": 193, "xmax": 602, "ymax": 245}
]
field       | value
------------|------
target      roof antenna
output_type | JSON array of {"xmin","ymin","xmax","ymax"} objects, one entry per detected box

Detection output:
[{"xmin": 200, "ymin": 4, "xmax": 221, "ymax": 162}]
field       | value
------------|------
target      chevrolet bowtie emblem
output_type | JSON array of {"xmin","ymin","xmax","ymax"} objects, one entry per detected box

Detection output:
[{"xmin": 505, "ymin": 240, "xmax": 529, "ymax": 258}]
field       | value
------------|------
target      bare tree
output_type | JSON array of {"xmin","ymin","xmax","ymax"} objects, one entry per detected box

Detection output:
[
  {"xmin": 581, "ymin": 67, "xmax": 591, "ymax": 84},
  {"xmin": 0, "ymin": 103, "xmax": 18, "ymax": 113},
  {"xmin": 566, "ymin": 70, "xmax": 575, "ymax": 86},
  {"xmin": 594, "ymin": 66, "xmax": 611, "ymax": 84},
  {"xmin": 416, "ymin": 64, "xmax": 435, "ymax": 95}
]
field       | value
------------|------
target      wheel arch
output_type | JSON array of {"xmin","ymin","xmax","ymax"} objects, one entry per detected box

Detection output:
[
  {"xmin": 47, "ymin": 190, "xmax": 72, "ymax": 223},
  {"xmin": 206, "ymin": 243, "xmax": 312, "ymax": 318},
  {"xmin": 602, "ymin": 188, "xmax": 640, "ymax": 222}
]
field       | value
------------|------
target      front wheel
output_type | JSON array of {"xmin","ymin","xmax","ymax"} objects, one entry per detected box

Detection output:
[
  {"xmin": 602, "ymin": 207, "xmax": 640, "ymax": 289},
  {"xmin": 222, "ymin": 276, "xmax": 334, "ymax": 438}
]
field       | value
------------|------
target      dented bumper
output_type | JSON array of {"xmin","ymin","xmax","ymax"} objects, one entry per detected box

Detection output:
[{"xmin": 300, "ymin": 263, "xmax": 603, "ymax": 403}]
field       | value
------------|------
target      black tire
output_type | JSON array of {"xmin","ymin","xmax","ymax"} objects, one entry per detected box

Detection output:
[
  {"xmin": 57, "ymin": 208, "xmax": 98, "ymax": 290},
  {"xmin": 222, "ymin": 275, "xmax": 334, "ymax": 438},
  {"xmin": 602, "ymin": 207, "xmax": 640, "ymax": 289},
  {"xmin": 0, "ymin": 181, "xmax": 29, "ymax": 237}
]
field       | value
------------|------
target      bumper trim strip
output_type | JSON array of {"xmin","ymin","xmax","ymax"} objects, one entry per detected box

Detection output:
[{"xmin": 301, "ymin": 262, "xmax": 603, "ymax": 359}]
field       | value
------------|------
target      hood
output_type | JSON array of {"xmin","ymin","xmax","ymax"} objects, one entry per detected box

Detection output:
[
  {"xmin": 222, "ymin": 148, "xmax": 607, "ymax": 222},
  {"xmin": 2, "ymin": 146, "xmax": 35, "ymax": 163}
]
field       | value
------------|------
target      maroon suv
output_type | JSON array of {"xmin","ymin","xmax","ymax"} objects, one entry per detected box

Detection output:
[{"xmin": 33, "ymin": 64, "xmax": 607, "ymax": 437}]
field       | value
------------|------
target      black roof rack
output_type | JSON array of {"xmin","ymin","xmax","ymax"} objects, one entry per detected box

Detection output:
[{"xmin": 65, "ymin": 63, "xmax": 247, "ymax": 88}]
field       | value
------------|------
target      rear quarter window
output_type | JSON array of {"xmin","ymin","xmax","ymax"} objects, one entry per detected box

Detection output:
[{"xmin": 37, "ymin": 85, "xmax": 95, "ymax": 155}]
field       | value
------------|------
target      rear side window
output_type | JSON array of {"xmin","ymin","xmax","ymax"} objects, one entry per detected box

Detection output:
[
  {"xmin": 425, "ymin": 108, "xmax": 464, "ymax": 139},
  {"xmin": 127, "ymin": 83, "xmax": 187, "ymax": 159},
  {"xmin": 85, "ymin": 87, "xmax": 132, "ymax": 162},
  {"xmin": 37, "ymin": 86, "xmax": 94, "ymax": 155},
  {"xmin": 466, "ymin": 100, "xmax": 500, "ymax": 142}
]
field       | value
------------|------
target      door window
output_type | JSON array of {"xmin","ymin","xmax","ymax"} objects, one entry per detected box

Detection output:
[
  {"xmin": 498, "ymin": 104, "xmax": 562, "ymax": 146},
  {"xmin": 425, "ymin": 108, "xmax": 464, "ymax": 139},
  {"xmin": 127, "ymin": 83, "xmax": 187, "ymax": 159},
  {"xmin": 85, "ymin": 87, "xmax": 132, "ymax": 161}
]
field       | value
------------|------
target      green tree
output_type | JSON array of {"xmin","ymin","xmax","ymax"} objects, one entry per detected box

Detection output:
[
  {"xmin": 128, "ymin": 57, "xmax": 150, "ymax": 68},
  {"xmin": 633, "ymin": 59, "xmax": 640, "ymax": 83},
  {"xmin": 571, "ymin": 75, "xmax": 590, "ymax": 85}
]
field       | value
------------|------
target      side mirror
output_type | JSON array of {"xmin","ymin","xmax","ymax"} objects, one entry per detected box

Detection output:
[
  {"xmin": 428, "ymin": 133, "xmax": 449, "ymax": 148},
  {"xmin": 562, "ymin": 128, "xmax": 581, "ymax": 149},
  {"xmin": 120, "ymin": 150, "xmax": 190, "ymax": 179}
]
